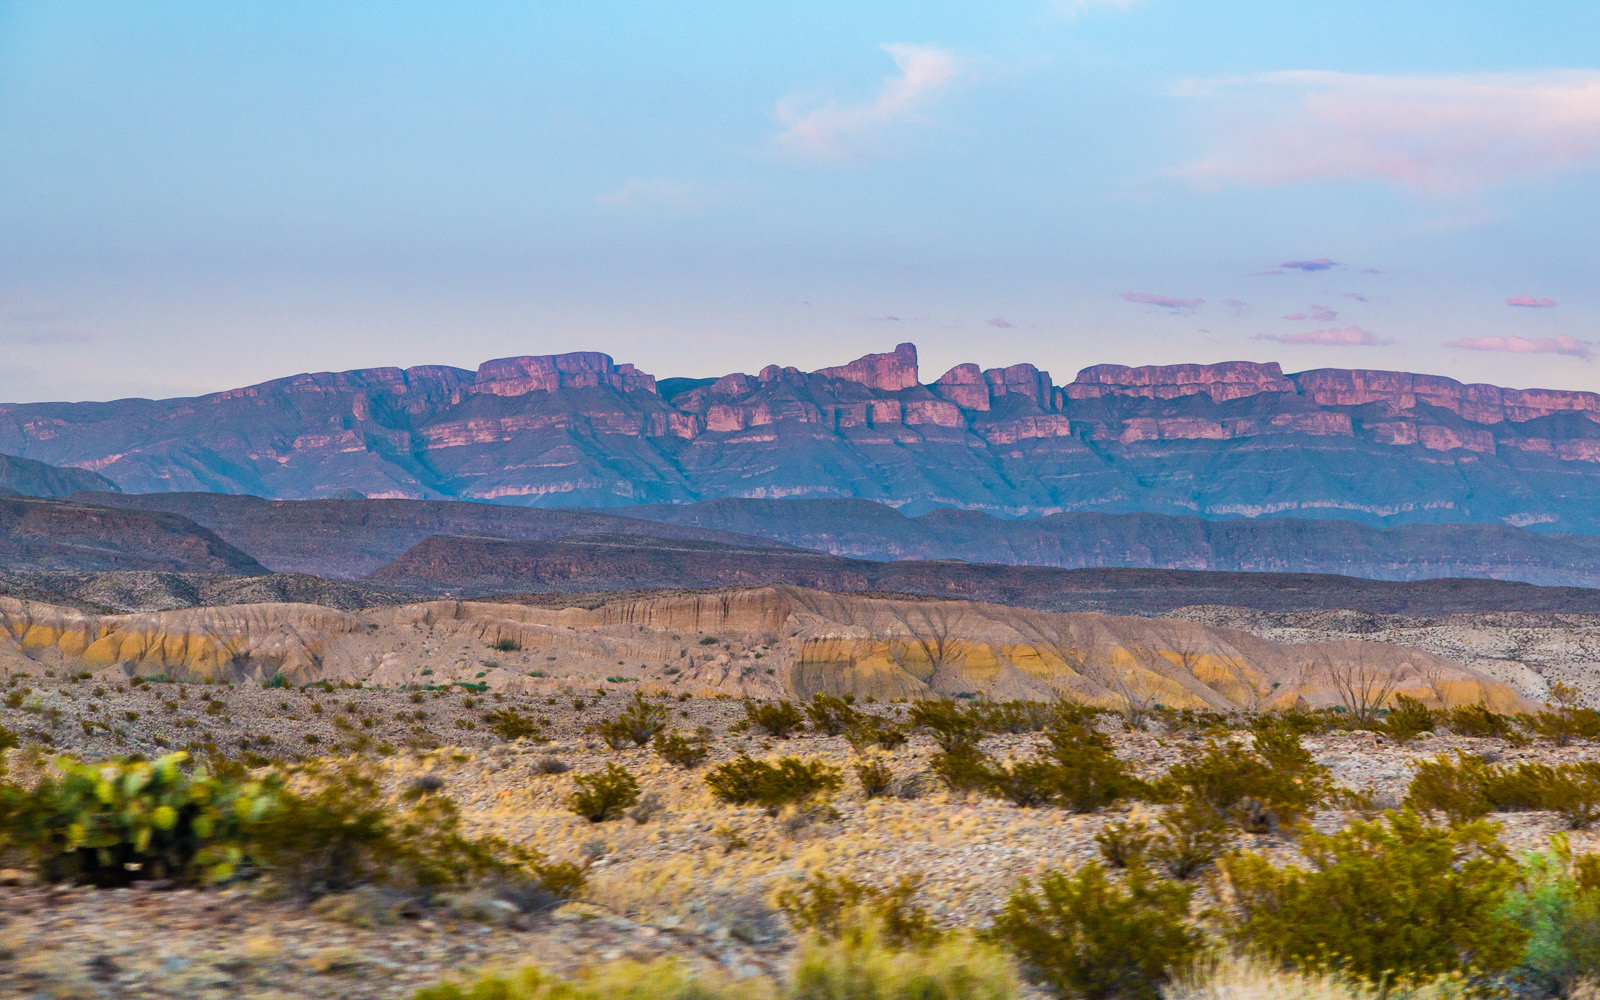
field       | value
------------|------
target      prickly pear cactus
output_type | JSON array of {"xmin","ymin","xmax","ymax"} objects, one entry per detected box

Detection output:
[{"xmin": 22, "ymin": 751, "xmax": 276, "ymax": 887}]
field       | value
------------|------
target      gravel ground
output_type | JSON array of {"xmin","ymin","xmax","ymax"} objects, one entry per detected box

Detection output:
[{"xmin": 0, "ymin": 682, "xmax": 1597, "ymax": 999}]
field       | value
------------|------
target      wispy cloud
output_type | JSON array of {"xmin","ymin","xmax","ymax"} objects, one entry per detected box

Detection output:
[
  {"xmin": 1506, "ymin": 295, "xmax": 1557, "ymax": 308},
  {"xmin": 1342, "ymin": 292, "xmax": 1370, "ymax": 302},
  {"xmin": 988, "ymin": 317, "xmax": 1015, "ymax": 329},
  {"xmin": 1120, "ymin": 291, "xmax": 1204, "ymax": 313},
  {"xmin": 1447, "ymin": 334, "xmax": 1590, "ymax": 358},
  {"xmin": 1176, "ymin": 70, "xmax": 1600, "ymax": 194},
  {"xmin": 1281, "ymin": 304, "xmax": 1340, "ymax": 322},
  {"xmin": 1257, "ymin": 325, "xmax": 1388, "ymax": 346},
  {"xmin": 596, "ymin": 178, "xmax": 710, "ymax": 211},
  {"xmin": 1281, "ymin": 258, "xmax": 1337, "ymax": 272},
  {"xmin": 774, "ymin": 44, "xmax": 963, "ymax": 162}
]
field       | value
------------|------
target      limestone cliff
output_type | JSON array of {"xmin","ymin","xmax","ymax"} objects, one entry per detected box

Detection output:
[{"xmin": 7, "ymin": 345, "xmax": 1600, "ymax": 530}]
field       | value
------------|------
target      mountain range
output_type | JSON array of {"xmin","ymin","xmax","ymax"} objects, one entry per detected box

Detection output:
[{"xmin": 6, "ymin": 343, "xmax": 1600, "ymax": 530}]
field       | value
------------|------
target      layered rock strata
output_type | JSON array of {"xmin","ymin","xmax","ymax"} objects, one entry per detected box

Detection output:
[{"xmin": 7, "ymin": 345, "xmax": 1600, "ymax": 529}]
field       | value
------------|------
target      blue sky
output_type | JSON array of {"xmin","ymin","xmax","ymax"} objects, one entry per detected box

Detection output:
[{"xmin": 1, "ymin": 0, "xmax": 1598, "ymax": 402}]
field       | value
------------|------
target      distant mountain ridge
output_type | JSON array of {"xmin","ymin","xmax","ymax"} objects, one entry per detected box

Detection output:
[
  {"xmin": 8, "ymin": 343, "xmax": 1600, "ymax": 530},
  {"xmin": 77, "ymin": 492, "xmax": 1600, "ymax": 591}
]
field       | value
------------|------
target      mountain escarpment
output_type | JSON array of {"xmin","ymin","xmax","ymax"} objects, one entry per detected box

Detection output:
[{"xmin": 7, "ymin": 344, "xmax": 1600, "ymax": 530}]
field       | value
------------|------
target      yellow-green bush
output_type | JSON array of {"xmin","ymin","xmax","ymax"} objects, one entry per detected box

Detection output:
[
  {"xmin": 1219, "ymin": 810, "xmax": 1526, "ymax": 987},
  {"xmin": 776, "ymin": 872, "xmax": 943, "ymax": 950},
  {"xmin": 654, "ymin": 727, "xmax": 712, "ymax": 769},
  {"xmin": 706, "ymin": 755, "xmax": 841, "ymax": 813},
  {"xmin": 744, "ymin": 700, "xmax": 805, "ymax": 738},
  {"xmin": 989, "ymin": 862, "xmax": 1205, "ymax": 1000},
  {"xmin": 1404, "ymin": 753, "xmax": 1600, "ymax": 829},
  {"xmin": 568, "ymin": 764, "xmax": 640, "ymax": 822},
  {"xmin": 1154, "ymin": 722, "xmax": 1332, "ymax": 834},
  {"xmin": 7, "ymin": 751, "xmax": 274, "ymax": 887},
  {"xmin": 588, "ymin": 693, "xmax": 668, "ymax": 749}
]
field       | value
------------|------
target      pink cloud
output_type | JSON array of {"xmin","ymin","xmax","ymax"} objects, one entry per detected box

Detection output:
[
  {"xmin": 1280, "ymin": 258, "xmax": 1337, "ymax": 271},
  {"xmin": 774, "ymin": 45, "xmax": 962, "ymax": 162},
  {"xmin": 1120, "ymin": 292, "xmax": 1204, "ymax": 312},
  {"xmin": 1506, "ymin": 296, "xmax": 1557, "ymax": 308},
  {"xmin": 1177, "ymin": 70, "xmax": 1600, "ymax": 194},
  {"xmin": 1282, "ymin": 312, "xmax": 1308, "ymax": 321},
  {"xmin": 988, "ymin": 317, "xmax": 1015, "ymax": 328},
  {"xmin": 1310, "ymin": 304, "xmax": 1338, "ymax": 320},
  {"xmin": 1446, "ymin": 334, "xmax": 1590, "ymax": 359},
  {"xmin": 1257, "ymin": 325, "xmax": 1388, "ymax": 346}
]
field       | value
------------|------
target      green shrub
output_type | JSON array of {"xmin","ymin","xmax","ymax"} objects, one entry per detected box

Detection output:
[
  {"xmin": 969, "ymin": 699, "xmax": 1060, "ymax": 734},
  {"xmin": 777, "ymin": 872, "xmax": 943, "ymax": 950},
  {"xmin": 705, "ymin": 754, "xmax": 841, "ymax": 813},
  {"xmin": 1154, "ymin": 724, "xmax": 1331, "ymax": 834},
  {"xmin": 745, "ymin": 700, "xmax": 806, "ymax": 739},
  {"xmin": 7, "ymin": 751, "xmax": 274, "ymax": 887},
  {"xmin": 910, "ymin": 700, "xmax": 982, "ymax": 752},
  {"xmin": 484, "ymin": 708, "xmax": 544, "ymax": 742},
  {"xmin": 491, "ymin": 638, "xmax": 521, "ymax": 652},
  {"xmin": 844, "ymin": 715, "xmax": 908, "ymax": 753},
  {"xmin": 1380, "ymin": 695, "xmax": 1437, "ymax": 742},
  {"xmin": 1219, "ymin": 810, "xmax": 1527, "ymax": 987},
  {"xmin": 568, "ymin": 764, "xmax": 641, "ymax": 822},
  {"xmin": 654, "ymin": 727, "xmax": 712, "ymax": 768},
  {"xmin": 856, "ymin": 759, "xmax": 895, "ymax": 799},
  {"xmin": 977, "ymin": 724, "xmax": 1142, "ymax": 813},
  {"xmin": 930, "ymin": 742, "xmax": 992, "ymax": 794},
  {"xmin": 1528, "ymin": 686, "xmax": 1600, "ymax": 747},
  {"xmin": 1150, "ymin": 799, "xmax": 1230, "ymax": 879},
  {"xmin": 588, "ymin": 692, "xmax": 669, "ymax": 749},
  {"xmin": 249, "ymin": 763, "xmax": 585, "ymax": 904},
  {"xmin": 806, "ymin": 694, "xmax": 861, "ymax": 736},
  {"xmin": 1446, "ymin": 703, "xmax": 1526, "ymax": 743},
  {"xmin": 1499, "ymin": 836, "xmax": 1600, "ymax": 997},
  {"xmin": 1403, "ymin": 752, "xmax": 1493, "ymax": 823},
  {"xmin": 1405, "ymin": 753, "xmax": 1600, "ymax": 829},
  {"xmin": 1094, "ymin": 821, "xmax": 1154, "ymax": 870},
  {"xmin": 989, "ymin": 862, "xmax": 1205, "ymax": 1000}
]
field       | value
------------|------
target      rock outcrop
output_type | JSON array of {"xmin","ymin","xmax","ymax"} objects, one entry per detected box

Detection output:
[
  {"xmin": 0, "ymin": 586, "xmax": 1531, "ymax": 712},
  {"xmin": 9, "ymin": 345, "xmax": 1600, "ymax": 530}
]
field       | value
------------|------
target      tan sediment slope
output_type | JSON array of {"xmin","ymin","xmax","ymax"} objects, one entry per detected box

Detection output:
[{"xmin": 0, "ymin": 585, "xmax": 1530, "ymax": 712}]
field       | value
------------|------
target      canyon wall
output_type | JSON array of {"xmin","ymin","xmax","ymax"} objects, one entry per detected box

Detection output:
[{"xmin": 6, "ymin": 345, "xmax": 1600, "ymax": 530}]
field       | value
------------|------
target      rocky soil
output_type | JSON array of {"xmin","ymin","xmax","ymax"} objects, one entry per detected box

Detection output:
[
  {"xmin": 1172, "ymin": 605, "xmax": 1600, "ymax": 706},
  {"xmin": 0, "ymin": 679, "xmax": 1596, "ymax": 999}
]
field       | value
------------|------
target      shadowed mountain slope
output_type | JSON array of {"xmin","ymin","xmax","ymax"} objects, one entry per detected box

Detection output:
[
  {"xmin": 367, "ymin": 533, "xmax": 1600, "ymax": 617},
  {"xmin": 616, "ymin": 498, "xmax": 1600, "ymax": 588},
  {"xmin": 0, "ymin": 496, "xmax": 264, "ymax": 574},
  {"xmin": 0, "ymin": 453, "xmax": 117, "ymax": 498},
  {"xmin": 72, "ymin": 492, "xmax": 791, "ymax": 577}
]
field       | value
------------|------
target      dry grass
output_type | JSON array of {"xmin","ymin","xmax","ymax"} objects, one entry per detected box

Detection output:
[{"xmin": 1163, "ymin": 956, "xmax": 1471, "ymax": 1000}]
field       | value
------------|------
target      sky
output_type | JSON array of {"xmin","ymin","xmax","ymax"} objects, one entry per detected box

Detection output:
[{"xmin": 1, "ymin": 0, "xmax": 1599, "ymax": 403}]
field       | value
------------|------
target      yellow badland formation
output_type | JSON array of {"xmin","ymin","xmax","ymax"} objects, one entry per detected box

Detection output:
[{"xmin": 0, "ymin": 585, "xmax": 1530, "ymax": 712}]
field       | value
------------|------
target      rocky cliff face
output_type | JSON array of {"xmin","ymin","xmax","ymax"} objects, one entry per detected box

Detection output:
[
  {"xmin": 0, "ymin": 586, "xmax": 1530, "ymax": 711},
  {"xmin": 9, "ymin": 345, "xmax": 1600, "ymax": 530}
]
